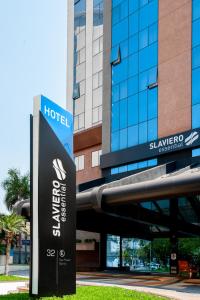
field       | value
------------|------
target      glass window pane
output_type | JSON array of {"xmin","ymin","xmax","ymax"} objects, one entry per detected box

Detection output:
[
  {"xmin": 93, "ymin": 107, "xmax": 99, "ymax": 123},
  {"xmin": 140, "ymin": 0, "xmax": 148, "ymax": 7},
  {"xmin": 139, "ymin": 46, "xmax": 149, "ymax": 72},
  {"xmin": 193, "ymin": 18, "xmax": 200, "ymax": 47},
  {"xmin": 148, "ymin": 158, "xmax": 157, "ymax": 167},
  {"xmin": 138, "ymin": 160, "xmax": 148, "ymax": 168},
  {"xmin": 139, "ymin": 122, "xmax": 147, "ymax": 144},
  {"xmin": 110, "ymin": 45, "xmax": 120, "ymax": 64},
  {"xmin": 112, "ymin": 18, "xmax": 128, "ymax": 46},
  {"xmin": 148, "ymin": 42, "xmax": 158, "ymax": 69},
  {"xmin": 127, "ymin": 163, "xmax": 138, "ymax": 171},
  {"xmin": 192, "ymin": 67, "xmax": 200, "ymax": 105},
  {"xmin": 128, "ymin": 53, "xmax": 139, "ymax": 77},
  {"xmin": 93, "ymin": 39, "xmax": 99, "ymax": 56},
  {"xmin": 140, "ymin": 5, "xmax": 149, "ymax": 30},
  {"xmin": 118, "ymin": 165, "xmax": 128, "ymax": 173},
  {"xmin": 120, "ymin": 128, "xmax": 128, "ymax": 149},
  {"xmin": 121, "ymin": 0, "xmax": 129, "ymax": 20},
  {"xmin": 112, "ymin": 84, "xmax": 120, "ymax": 103},
  {"xmin": 139, "ymin": 90, "xmax": 148, "ymax": 122},
  {"xmin": 192, "ymin": 104, "xmax": 200, "ymax": 129},
  {"xmin": 139, "ymin": 71, "xmax": 148, "ymax": 91},
  {"xmin": 111, "ymin": 167, "xmax": 119, "ymax": 175},
  {"xmin": 112, "ymin": 5, "xmax": 121, "ymax": 25},
  {"xmin": 93, "ymin": 73, "xmax": 99, "ymax": 89},
  {"xmin": 129, "ymin": 11, "xmax": 139, "ymax": 36},
  {"xmin": 148, "ymin": 0, "xmax": 158, "ymax": 26},
  {"xmin": 128, "ymin": 125, "xmax": 139, "ymax": 147},
  {"xmin": 149, "ymin": 22, "xmax": 158, "ymax": 44},
  {"xmin": 111, "ymin": 131, "xmax": 120, "ymax": 151},
  {"xmin": 192, "ymin": 147, "xmax": 200, "ymax": 157},
  {"xmin": 120, "ymin": 40, "xmax": 129, "ymax": 59},
  {"xmin": 112, "ymin": 102, "xmax": 120, "ymax": 131},
  {"xmin": 79, "ymin": 155, "xmax": 85, "ymax": 170},
  {"xmin": 129, "ymin": 0, "xmax": 139, "ymax": 14},
  {"xmin": 106, "ymin": 234, "xmax": 120, "ymax": 268},
  {"xmin": 129, "ymin": 34, "xmax": 139, "ymax": 55},
  {"xmin": 128, "ymin": 76, "xmax": 138, "ymax": 96},
  {"xmin": 148, "ymin": 118, "xmax": 157, "ymax": 141},
  {"xmin": 139, "ymin": 28, "xmax": 148, "ymax": 49},
  {"xmin": 128, "ymin": 95, "xmax": 138, "ymax": 126},
  {"xmin": 120, "ymin": 80, "xmax": 128, "ymax": 99},
  {"xmin": 148, "ymin": 87, "xmax": 158, "ymax": 119},
  {"xmin": 112, "ymin": 0, "xmax": 123, "ymax": 8},
  {"xmin": 92, "ymin": 151, "xmax": 99, "ymax": 167},
  {"xmin": 148, "ymin": 67, "xmax": 157, "ymax": 85},
  {"xmin": 193, "ymin": 0, "xmax": 200, "ymax": 21},
  {"xmin": 120, "ymin": 99, "xmax": 128, "ymax": 129},
  {"xmin": 112, "ymin": 58, "xmax": 128, "ymax": 84},
  {"xmin": 193, "ymin": 45, "xmax": 200, "ymax": 69}
]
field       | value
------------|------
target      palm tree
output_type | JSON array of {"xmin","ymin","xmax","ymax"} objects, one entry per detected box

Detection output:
[
  {"xmin": 1, "ymin": 169, "xmax": 30, "ymax": 211},
  {"xmin": 0, "ymin": 214, "xmax": 28, "ymax": 275}
]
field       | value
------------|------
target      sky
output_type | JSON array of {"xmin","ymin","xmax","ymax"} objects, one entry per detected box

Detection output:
[{"xmin": 0, "ymin": 0, "xmax": 68, "ymax": 213}]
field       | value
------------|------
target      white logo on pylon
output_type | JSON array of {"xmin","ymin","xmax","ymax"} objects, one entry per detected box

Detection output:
[{"xmin": 53, "ymin": 158, "xmax": 66, "ymax": 181}]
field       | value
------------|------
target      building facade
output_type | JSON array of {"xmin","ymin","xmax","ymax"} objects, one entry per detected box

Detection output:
[{"xmin": 67, "ymin": 0, "xmax": 200, "ymax": 274}]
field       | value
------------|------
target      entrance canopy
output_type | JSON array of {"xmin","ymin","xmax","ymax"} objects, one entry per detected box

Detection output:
[
  {"xmin": 76, "ymin": 163, "xmax": 200, "ymax": 240},
  {"xmin": 14, "ymin": 162, "xmax": 200, "ymax": 240}
]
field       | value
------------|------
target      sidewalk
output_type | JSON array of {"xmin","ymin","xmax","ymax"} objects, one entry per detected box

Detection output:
[
  {"xmin": 76, "ymin": 272, "xmax": 200, "ymax": 300},
  {"xmin": 0, "ymin": 282, "xmax": 27, "ymax": 295}
]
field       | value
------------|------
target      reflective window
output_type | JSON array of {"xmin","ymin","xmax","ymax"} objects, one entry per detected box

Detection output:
[
  {"xmin": 75, "ymin": 155, "xmax": 85, "ymax": 171},
  {"xmin": 192, "ymin": 147, "xmax": 200, "ymax": 157},
  {"xmin": 120, "ymin": 128, "xmax": 128, "ymax": 149},
  {"xmin": 192, "ymin": 45, "xmax": 200, "ymax": 69},
  {"xmin": 192, "ymin": 104, "xmax": 200, "ymax": 128},
  {"xmin": 111, "ymin": 0, "xmax": 158, "ymax": 151},
  {"xmin": 128, "ymin": 125, "xmax": 139, "ymax": 147},
  {"xmin": 74, "ymin": 0, "xmax": 86, "ymax": 131},
  {"xmin": 106, "ymin": 235, "xmax": 120, "ymax": 268},
  {"xmin": 92, "ymin": 149, "xmax": 102, "ymax": 167},
  {"xmin": 192, "ymin": 68, "xmax": 200, "ymax": 105},
  {"xmin": 111, "ymin": 158, "xmax": 157, "ymax": 175},
  {"xmin": 192, "ymin": 1, "xmax": 200, "ymax": 129},
  {"xmin": 120, "ymin": 99, "xmax": 128, "ymax": 129},
  {"xmin": 192, "ymin": 18, "xmax": 200, "ymax": 47},
  {"xmin": 193, "ymin": 0, "xmax": 200, "ymax": 21}
]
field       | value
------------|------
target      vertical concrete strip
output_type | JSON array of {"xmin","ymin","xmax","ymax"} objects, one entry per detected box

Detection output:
[
  {"xmin": 102, "ymin": 0, "xmax": 112, "ymax": 154},
  {"xmin": 85, "ymin": 0, "xmax": 93, "ymax": 129},
  {"xmin": 66, "ymin": 0, "xmax": 74, "ymax": 114},
  {"xmin": 158, "ymin": 0, "xmax": 192, "ymax": 137}
]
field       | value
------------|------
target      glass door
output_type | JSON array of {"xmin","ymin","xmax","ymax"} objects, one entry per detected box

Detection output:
[
  {"xmin": 122, "ymin": 238, "xmax": 151, "ymax": 272},
  {"xmin": 106, "ymin": 234, "xmax": 120, "ymax": 268}
]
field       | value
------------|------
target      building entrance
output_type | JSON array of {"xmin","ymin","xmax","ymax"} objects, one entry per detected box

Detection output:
[{"xmin": 106, "ymin": 235, "xmax": 170, "ymax": 273}]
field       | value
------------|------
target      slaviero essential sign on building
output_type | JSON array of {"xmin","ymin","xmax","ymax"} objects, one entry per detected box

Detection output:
[{"xmin": 30, "ymin": 95, "xmax": 76, "ymax": 297}]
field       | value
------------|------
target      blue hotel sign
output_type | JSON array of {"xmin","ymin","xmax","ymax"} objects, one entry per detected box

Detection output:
[
  {"xmin": 30, "ymin": 95, "xmax": 76, "ymax": 297},
  {"xmin": 40, "ymin": 96, "xmax": 73, "ymax": 158}
]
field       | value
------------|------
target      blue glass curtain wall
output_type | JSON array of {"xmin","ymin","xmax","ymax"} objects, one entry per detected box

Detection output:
[
  {"xmin": 111, "ymin": 0, "xmax": 158, "ymax": 152},
  {"xmin": 111, "ymin": 158, "xmax": 157, "ymax": 175},
  {"xmin": 192, "ymin": 0, "xmax": 200, "ymax": 129}
]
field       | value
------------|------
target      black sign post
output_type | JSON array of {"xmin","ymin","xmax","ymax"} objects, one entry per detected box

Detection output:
[{"xmin": 30, "ymin": 96, "xmax": 76, "ymax": 297}]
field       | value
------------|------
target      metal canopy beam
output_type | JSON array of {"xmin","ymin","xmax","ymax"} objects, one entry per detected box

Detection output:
[
  {"xmin": 77, "ymin": 210, "xmax": 153, "ymax": 240},
  {"xmin": 103, "ymin": 202, "xmax": 200, "ymax": 237}
]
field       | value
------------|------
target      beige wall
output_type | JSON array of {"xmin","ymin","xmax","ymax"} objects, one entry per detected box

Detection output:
[{"xmin": 158, "ymin": 0, "xmax": 192, "ymax": 137}]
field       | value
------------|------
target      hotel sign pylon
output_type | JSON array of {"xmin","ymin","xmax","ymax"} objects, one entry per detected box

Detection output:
[{"xmin": 30, "ymin": 95, "xmax": 76, "ymax": 297}]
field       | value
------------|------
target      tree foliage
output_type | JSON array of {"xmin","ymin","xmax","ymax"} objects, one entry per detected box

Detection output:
[
  {"xmin": 0, "ymin": 214, "xmax": 28, "ymax": 275},
  {"xmin": 1, "ymin": 169, "xmax": 30, "ymax": 211}
]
